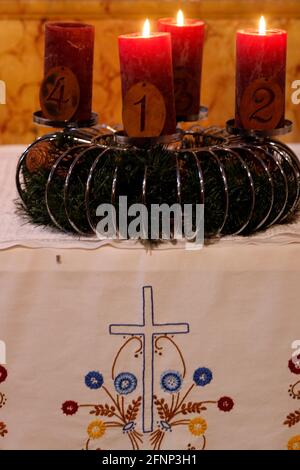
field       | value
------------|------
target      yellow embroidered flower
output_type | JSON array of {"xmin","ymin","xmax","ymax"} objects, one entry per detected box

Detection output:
[
  {"xmin": 188, "ymin": 417, "xmax": 208, "ymax": 436},
  {"xmin": 87, "ymin": 420, "xmax": 106, "ymax": 439},
  {"xmin": 287, "ymin": 435, "xmax": 300, "ymax": 450}
]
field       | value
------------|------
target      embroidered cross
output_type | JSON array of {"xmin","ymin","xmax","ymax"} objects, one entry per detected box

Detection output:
[{"xmin": 109, "ymin": 286, "xmax": 189, "ymax": 433}]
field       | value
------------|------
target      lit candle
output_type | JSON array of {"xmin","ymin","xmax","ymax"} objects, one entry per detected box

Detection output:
[
  {"xmin": 158, "ymin": 11, "xmax": 205, "ymax": 121},
  {"xmin": 119, "ymin": 19, "xmax": 176, "ymax": 137},
  {"xmin": 41, "ymin": 22, "xmax": 95, "ymax": 123},
  {"xmin": 235, "ymin": 16, "xmax": 287, "ymax": 130}
]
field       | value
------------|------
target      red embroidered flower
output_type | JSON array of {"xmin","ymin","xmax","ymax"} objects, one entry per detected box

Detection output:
[
  {"xmin": 217, "ymin": 396, "xmax": 234, "ymax": 412},
  {"xmin": 0, "ymin": 366, "xmax": 7, "ymax": 383},
  {"xmin": 288, "ymin": 356, "xmax": 300, "ymax": 375},
  {"xmin": 62, "ymin": 400, "xmax": 79, "ymax": 416}
]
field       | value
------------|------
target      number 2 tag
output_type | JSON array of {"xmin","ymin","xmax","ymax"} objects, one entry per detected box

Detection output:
[
  {"xmin": 123, "ymin": 82, "xmax": 166, "ymax": 137},
  {"xmin": 40, "ymin": 66, "xmax": 80, "ymax": 121},
  {"xmin": 240, "ymin": 77, "xmax": 284, "ymax": 130}
]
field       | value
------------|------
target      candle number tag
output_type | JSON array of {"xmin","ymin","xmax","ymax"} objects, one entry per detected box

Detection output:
[
  {"xmin": 174, "ymin": 67, "xmax": 198, "ymax": 116},
  {"xmin": 40, "ymin": 66, "xmax": 80, "ymax": 121},
  {"xmin": 240, "ymin": 78, "xmax": 284, "ymax": 130},
  {"xmin": 123, "ymin": 82, "xmax": 166, "ymax": 137}
]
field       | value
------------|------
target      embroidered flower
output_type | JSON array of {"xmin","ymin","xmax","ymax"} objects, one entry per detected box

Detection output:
[
  {"xmin": 85, "ymin": 371, "xmax": 104, "ymax": 390},
  {"xmin": 160, "ymin": 370, "xmax": 182, "ymax": 394},
  {"xmin": 217, "ymin": 396, "xmax": 234, "ymax": 412},
  {"xmin": 0, "ymin": 366, "xmax": 7, "ymax": 384},
  {"xmin": 188, "ymin": 417, "xmax": 207, "ymax": 436},
  {"xmin": 87, "ymin": 420, "xmax": 106, "ymax": 439},
  {"xmin": 193, "ymin": 367, "xmax": 213, "ymax": 387},
  {"xmin": 114, "ymin": 372, "xmax": 137, "ymax": 395},
  {"xmin": 288, "ymin": 357, "xmax": 300, "ymax": 375},
  {"xmin": 61, "ymin": 400, "xmax": 79, "ymax": 416},
  {"xmin": 287, "ymin": 435, "xmax": 300, "ymax": 450}
]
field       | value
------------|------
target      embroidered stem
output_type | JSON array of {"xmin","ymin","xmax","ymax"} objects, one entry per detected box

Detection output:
[
  {"xmin": 175, "ymin": 392, "xmax": 180, "ymax": 410},
  {"xmin": 173, "ymin": 384, "xmax": 194, "ymax": 415},
  {"xmin": 170, "ymin": 419, "xmax": 190, "ymax": 426},
  {"xmin": 150, "ymin": 429, "xmax": 160, "ymax": 442},
  {"xmin": 170, "ymin": 399, "xmax": 217, "ymax": 419},
  {"xmin": 150, "ymin": 429, "xmax": 162, "ymax": 447},
  {"xmin": 111, "ymin": 336, "xmax": 143, "ymax": 380},
  {"xmin": 156, "ymin": 431, "xmax": 165, "ymax": 450},
  {"xmin": 155, "ymin": 335, "xmax": 186, "ymax": 378},
  {"xmin": 79, "ymin": 403, "xmax": 124, "ymax": 423},
  {"xmin": 85, "ymin": 438, "xmax": 90, "ymax": 451},
  {"xmin": 102, "ymin": 386, "xmax": 126, "ymax": 422},
  {"xmin": 121, "ymin": 396, "xmax": 125, "ymax": 418},
  {"xmin": 104, "ymin": 421, "xmax": 123, "ymax": 427},
  {"xmin": 202, "ymin": 434, "xmax": 207, "ymax": 450},
  {"xmin": 132, "ymin": 430, "xmax": 143, "ymax": 444},
  {"xmin": 170, "ymin": 395, "xmax": 175, "ymax": 414},
  {"xmin": 128, "ymin": 430, "xmax": 139, "ymax": 450}
]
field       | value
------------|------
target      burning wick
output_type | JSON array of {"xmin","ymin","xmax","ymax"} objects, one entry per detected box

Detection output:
[
  {"xmin": 259, "ymin": 16, "xmax": 266, "ymax": 35},
  {"xmin": 143, "ymin": 19, "xmax": 151, "ymax": 37},
  {"xmin": 177, "ymin": 10, "xmax": 184, "ymax": 26}
]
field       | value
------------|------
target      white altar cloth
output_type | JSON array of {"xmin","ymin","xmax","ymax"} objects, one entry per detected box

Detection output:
[{"xmin": 0, "ymin": 145, "xmax": 299, "ymax": 451}]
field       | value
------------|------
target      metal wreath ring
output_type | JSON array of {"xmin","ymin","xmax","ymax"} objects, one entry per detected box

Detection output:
[{"xmin": 15, "ymin": 126, "xmax": 300, "ymax": 239}]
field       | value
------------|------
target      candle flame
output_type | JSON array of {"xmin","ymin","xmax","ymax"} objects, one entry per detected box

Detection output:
[
  {"xmin": 259, "ymin": 16, "xmax": 266, "ymax": 35},
  {"xmin": 177, "ymin": 10, "xmax": 184, "ymax": 26},
  {"xmin": 143, "ymin": 19, "xmax": 151, "ymax": 37}
]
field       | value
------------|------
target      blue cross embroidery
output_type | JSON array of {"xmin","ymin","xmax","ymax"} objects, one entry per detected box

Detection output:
[{"xmin": 109, "ymin": 286, "xmax": 189, "ymax": 433}]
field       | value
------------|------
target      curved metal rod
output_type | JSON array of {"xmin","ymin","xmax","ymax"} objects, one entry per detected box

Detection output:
[
  {"xmin": 191, "ymin": 151, "xmax": 205, "ymax": 205},
  {"xmin": 265, "ymin": 141, "xmax": 300, "ymax": 220},
  {"xmin": 193, "ymin": 148, "xmax": 229, "ymax": 236},
  {"xmin": 247, "ymin": 144, "xmax": 289, "ymax": 228},
  {"xmin": 16, "ymin": 132, "xmax": 62, "ymax": 203},
  {"xmin": 213, "ymin": 145, "xmax": 255, "ymax": 236},
  {"xmin": 45, "ymin": 144, "xmax": 89, "ymax": 232},
  {"xmin": 271, "ymin": 139, "xmax": 300, "ymax": 174},
  {"xmin": 85, "ymin": 146, "xmax": 116, "ymax": 234},
  {"xmin": 228, "ymin": 145, "xmax": 274, "ymax": 232},
  {"xmin": 175, "ymin": 154, "xmax": 182, "ymax": 206},
  {"xmin": 64, "ymin": 144, "xmax": 105, "ymax": 235},
  {"xmin": 142, "ymin": 164, "xmax": 147, "ymax": 207}
]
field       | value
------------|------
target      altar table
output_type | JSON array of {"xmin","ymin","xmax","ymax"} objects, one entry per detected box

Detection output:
[{"xmin": 0, "ymin": 146, "xmax": 299, "ymax": 451}]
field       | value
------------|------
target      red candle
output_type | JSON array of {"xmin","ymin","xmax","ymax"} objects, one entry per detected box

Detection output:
[
  {"xmin": 235, "ymin": 16, "xmax": 287, "ymax": 131},
  {"xmin": 119, "ymin": 19, "xmax": 176, "ymax": 137},
  {"xmin": 158, "ymin": 11, "xmax": 205, "ymax": 121},
  {"xmin": 41, "ymin": 22, "xmax": 94, "ymax": 123}
]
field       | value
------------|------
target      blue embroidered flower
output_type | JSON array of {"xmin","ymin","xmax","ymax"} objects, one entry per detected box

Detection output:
[
  {"xmin": 114, "ymin": 372, "xmax": 137, "ymax": 395},
  {"xmin": 160, "ymin": 370, "xmax": 182, "ymax": 394},
  {"xmin": 85, "ymin": 371, "xmax": 104, "ymax": 390},
  {"xmin": 193, "ymin": 367, "xmax": 213, "ymax": 387}
]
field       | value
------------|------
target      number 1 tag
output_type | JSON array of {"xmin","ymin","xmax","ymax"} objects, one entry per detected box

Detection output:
[
  {"xmin": 40, "ymin": 66, "xmax": 80, "ymax": 121},
  {"xmin": 123, "ymin": 82, "xmax": 166, "ymax": 137}
]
